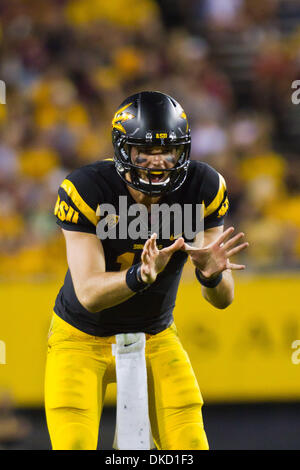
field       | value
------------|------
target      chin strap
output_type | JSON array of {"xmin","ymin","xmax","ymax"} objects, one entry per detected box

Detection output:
[{"xmin": 112, "ymin": 333, "xmax": 155, "ymax": 450}]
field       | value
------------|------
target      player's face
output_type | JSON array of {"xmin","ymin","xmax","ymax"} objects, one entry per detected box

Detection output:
[{"xmin": 130, "ymin": 146, "xmax": 181, "ymax": 183}]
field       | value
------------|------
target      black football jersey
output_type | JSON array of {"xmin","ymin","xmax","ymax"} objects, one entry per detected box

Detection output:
[{"xmin": 53, "ymin": 159, "xmax": 229, "ymax": 336}]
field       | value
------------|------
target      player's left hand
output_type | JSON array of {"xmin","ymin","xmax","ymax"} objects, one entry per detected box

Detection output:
[{"xmin": 181, "ymin": 227, "xmax": 249, "ymax": 279}]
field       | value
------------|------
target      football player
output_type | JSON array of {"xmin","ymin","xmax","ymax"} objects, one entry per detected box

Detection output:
[{"xmin": 45, "ymin": 91, "xmax": 248, "ymax": 450}]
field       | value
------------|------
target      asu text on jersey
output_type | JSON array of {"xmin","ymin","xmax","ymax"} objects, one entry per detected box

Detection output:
[{"xmin": 53, "ymin": 160, "xmax": 229, "ymax": 336}]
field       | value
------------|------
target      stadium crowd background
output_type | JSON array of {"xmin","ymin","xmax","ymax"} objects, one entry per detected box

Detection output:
[{"xmin": 1, "ymin": 0, "xmax": 300, "ymax": 449}]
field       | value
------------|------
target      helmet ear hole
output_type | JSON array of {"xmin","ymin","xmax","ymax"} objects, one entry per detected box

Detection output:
[{"xmin": 123, "ymin": 143, "xmax": 132, "ymax": 158}]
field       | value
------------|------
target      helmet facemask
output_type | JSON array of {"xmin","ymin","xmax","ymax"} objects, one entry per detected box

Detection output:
[{"xmin": 114, "ymin": 137, "xmax": 190, "ymax": 196}]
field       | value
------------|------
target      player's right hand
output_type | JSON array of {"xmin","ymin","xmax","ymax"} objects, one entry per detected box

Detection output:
[{"xmin": 140, "ymin": 233, "xmax": 184, "ymax": 284}]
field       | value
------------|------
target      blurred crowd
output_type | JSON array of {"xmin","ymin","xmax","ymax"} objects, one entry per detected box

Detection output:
[{"xmin": 0, "ymin": 0, "xmax": 300, "ymax": 280}]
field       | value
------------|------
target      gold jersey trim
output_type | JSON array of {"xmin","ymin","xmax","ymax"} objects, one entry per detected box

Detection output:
[
  {"xmin": 60, "ymin": 179, "xmax": 98, "ymax": 226},
  {"xmin": 204, "ymin": 173, "xmax": 227, "ymax": 218}
]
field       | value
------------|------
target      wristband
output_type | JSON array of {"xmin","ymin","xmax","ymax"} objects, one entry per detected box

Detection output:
[
  {"xmin": 126, "ymin": 263, "xmax": 150, "ymax": 293},
  {"xmin": 195, "ymin": 269, "xmax": 223, "ymax": 288}
]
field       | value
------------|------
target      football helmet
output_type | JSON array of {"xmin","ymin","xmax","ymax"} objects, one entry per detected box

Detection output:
[{"xmin": 112, "ymin": 91, "xmax": 191, "ymax": 196}]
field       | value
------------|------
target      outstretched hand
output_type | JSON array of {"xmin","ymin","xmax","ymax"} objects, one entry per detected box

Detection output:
[
  {"xmin": 140, "ymin": 233, "xmax": 184, "ymax": 284},
  {"xmin": 181, "ymin": 227, "xmax": 249, "ymax": 279}
]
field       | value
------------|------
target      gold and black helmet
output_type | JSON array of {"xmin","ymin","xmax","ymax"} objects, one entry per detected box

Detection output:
[{"xmin": 112, "ymin": 91, "xmax": 191, "ymax": 196}]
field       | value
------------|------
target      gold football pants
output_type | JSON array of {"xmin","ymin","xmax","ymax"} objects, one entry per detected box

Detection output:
[{"xmin": 45, "ymin": 313, "xmax": 209, "ymax": 450}]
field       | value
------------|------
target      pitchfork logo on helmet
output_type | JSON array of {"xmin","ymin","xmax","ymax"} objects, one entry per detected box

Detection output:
[{"xmin": 112, "ymin": 91, "xmax": 191, "ymax": 196}]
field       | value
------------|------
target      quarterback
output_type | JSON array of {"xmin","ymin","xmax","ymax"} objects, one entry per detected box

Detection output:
[{"xmin": 45, "ymin": 91, "xmax": 248, "ymax": 450}]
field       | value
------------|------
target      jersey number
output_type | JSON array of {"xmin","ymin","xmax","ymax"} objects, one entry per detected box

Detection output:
[{"xmin": 116, "ymin": 252, "xmax": 140, "ymax": 271}]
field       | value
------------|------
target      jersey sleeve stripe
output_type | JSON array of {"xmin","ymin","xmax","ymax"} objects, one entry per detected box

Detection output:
[
  {"xmin": 60, "ymin": 179, "xmax": 98, "ymax": 226},
  {"xmin": 204, "ymin": 173, "xmax": 227, "ymax": 218}
]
